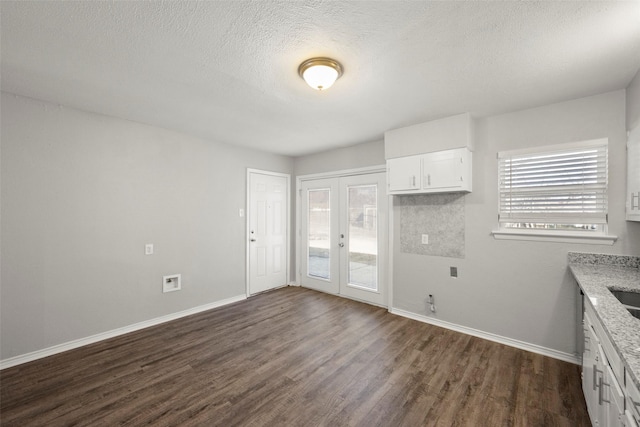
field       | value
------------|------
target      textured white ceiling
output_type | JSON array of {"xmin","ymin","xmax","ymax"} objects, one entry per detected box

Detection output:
[{"xmin": 2, "ymin": 1, "xmax": 640, "ymax": 156}]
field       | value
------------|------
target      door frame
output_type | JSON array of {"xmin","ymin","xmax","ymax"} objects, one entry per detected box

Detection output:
[
  {"xmin": 295, "ymin": 165, "xmax": 390, "ymax": 308},
  {"xmin": 246, "ymin": 168, "xmax": 291, "ymax": 297}
]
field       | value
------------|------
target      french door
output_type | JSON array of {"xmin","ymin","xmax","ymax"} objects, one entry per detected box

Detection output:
[{"xmin": 300, "ymin": 172, "xmax": 387, "ymax": 306}]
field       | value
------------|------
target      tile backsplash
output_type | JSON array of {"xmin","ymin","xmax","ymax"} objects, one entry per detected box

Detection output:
[{"xmin": 397, "ymin": 193, "xmax": 465, "ymax": 258}]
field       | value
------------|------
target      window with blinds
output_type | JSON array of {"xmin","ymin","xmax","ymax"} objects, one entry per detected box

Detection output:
[{"xmin": 498, "ymin": 139, "xmax": 608, "ymax": 232}]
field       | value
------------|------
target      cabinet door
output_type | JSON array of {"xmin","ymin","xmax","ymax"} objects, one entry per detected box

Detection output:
[
  {"xmin": 387, "ymin": 155, "xmax": 421, "ymax": 193},
  {"xmin": 583, "ymin": 318, "xmax": 600, "ymax": 422},
  {"xmin": 626, "ymin": 374, "xmax": 640, "ymax": 426},
  {"xmin": 604, "ymin": 364, "xmax": 626, "ymax": 427},
  {"xmin": 624, "ymin": 410, "xmax": 637, "ymax": 427},
  {"xmin": 422, "ymin": 150, "xmax": 464, "ymax": 191},
  {"xmin": 628, "ymin": 132, "xmax": 640, "ymax": 221},
  {"xmin": 595, "ymin": 344, "xmax": 608, "ymax": 427}
]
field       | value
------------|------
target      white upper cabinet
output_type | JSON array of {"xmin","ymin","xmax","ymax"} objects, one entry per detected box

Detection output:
[
  {"xmin": 422, "ymin": 148, "xmax": 471, "ymax": 192},
  {"xmin": 384, "ymin": 113, "xmax": 474, "ymax": 195},
  {"xmin": 627, "ymin": 126, "xmax": 640, "ymax": 221},
  {"xmin": 387, "ymin": 154, "xmax": 421, "ymax": 193},
  {"xmin": 387, "ymin": 148, "xmax": 472, "ymax": 194}
]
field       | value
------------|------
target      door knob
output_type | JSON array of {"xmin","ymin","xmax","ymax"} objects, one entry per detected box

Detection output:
[{"xmin": 339, "ymin": 243, "xmax": 344, "ymax": 247}]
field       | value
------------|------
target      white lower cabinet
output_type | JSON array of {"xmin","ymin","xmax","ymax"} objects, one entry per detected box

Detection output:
[
  {"xmin": 604, "ymin": 363, "xmax": 627, "ymax": 427},
  {"xmin": 583, "ymin": 301, "xmax": 639, "ymax": 427},
  {"xmin": 583, "ymin": 317, "xmax": 600, "ymax": 421},
  {"xmin": 627, "ymin": 369, "xmax": 640, "ymax": 426}
]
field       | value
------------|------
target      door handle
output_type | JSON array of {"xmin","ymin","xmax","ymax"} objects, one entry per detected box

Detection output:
[
  {"xmin": 598, "ymin": 377, "xmax": 611, "ymax": 405},
  {"xmin": 339, "ymin": 243, "xmax": 344, "ymax": 247},
  {"xmin": 250, "ymin": 238, "xmax": 256, "ymax": 242}
]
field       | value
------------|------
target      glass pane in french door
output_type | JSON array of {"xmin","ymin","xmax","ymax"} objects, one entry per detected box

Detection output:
[
  {"xmin": 347, "ymin": 184, "xmax": 377, "ymax": 290},
  {"xmin": 308, "ymin": 188, "xmax": 331, "ymax": 279}
]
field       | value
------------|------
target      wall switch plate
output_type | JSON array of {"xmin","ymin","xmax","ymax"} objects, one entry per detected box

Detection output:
[
  {"xmin": 450, "ymin": 266, "xmax": 458, "ymax": 278},
  {"xmin": 421, "ymin": 234, "xmax": 429, "ymax": 244},
  {"xmin": 145, "ymin": 244, "xmax": 154, "ymax": 255},
  {"xmin": 239, "ymin": 208, "xmax": 245, "ymax": 217}
]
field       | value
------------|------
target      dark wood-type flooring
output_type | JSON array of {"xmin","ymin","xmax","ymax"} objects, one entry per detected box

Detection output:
[{"xmin": 1, "ymin": 286, "xmax": 590, "ymax": 426}]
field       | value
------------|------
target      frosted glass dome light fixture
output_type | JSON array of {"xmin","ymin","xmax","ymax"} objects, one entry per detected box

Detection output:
[{"xmin": 298, "ymin": 57, "xmax": 343, "ymax": 91}]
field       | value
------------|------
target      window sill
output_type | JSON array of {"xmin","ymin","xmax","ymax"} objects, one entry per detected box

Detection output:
[{"xmin": 491, "ymin": 229, "xmax": 617, "ymax": 245}]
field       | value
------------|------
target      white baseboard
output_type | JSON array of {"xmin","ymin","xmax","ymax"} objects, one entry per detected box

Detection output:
[
  {"xmin": 390, "ymin": 308, "xmax": 580, "ymax": 365},
  {"xmin": 0, "ymin": 294, "xmax": 247, "ymax": 370}
]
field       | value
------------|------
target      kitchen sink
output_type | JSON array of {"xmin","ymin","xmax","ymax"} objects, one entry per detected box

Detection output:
[{"xmin": 610, "ymin": 290, "xmax": 640, "ymax": 320}]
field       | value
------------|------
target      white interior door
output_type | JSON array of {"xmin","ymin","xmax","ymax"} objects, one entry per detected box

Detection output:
[
  {"xmin": 248, "ymin": 171, "xmax": 288, "ymax": 295},
  {"xmin": 300, "ymin": 172, "xmax": 387, "ymax": 306}
]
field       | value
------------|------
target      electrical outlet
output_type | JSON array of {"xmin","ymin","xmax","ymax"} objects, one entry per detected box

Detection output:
[
  {"xmin": 421, "ymin": 234, "xmax": 429, "ymax": 244},
  {"xmin": 145, "ymin": 244, "xmax": 154, "ymax": 255}
]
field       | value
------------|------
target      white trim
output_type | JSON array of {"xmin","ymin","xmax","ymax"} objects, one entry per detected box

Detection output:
[
  {"xmin": 387, "ymin": 195, "xmax": 394, "ymax": 310},
  {"xmin": 497, "ymin": 138, "xmax": 608, "ymax": 158},
  {"xmin": 297, "ymin": 165, "xmax": 386, "ymax": 182},
  {"xmin": 491, "ymin": 229, "xmax": 617, "ymax": 245},
  {"xmin": 0, "ymin": 294, "xmax": 247, "ymax": 370},
  {"xmin": 390, "ymin": 307, "xmax": 580, "ymax": 365},
  {"xmin": 246, "ymin": 169, "xmax": 291, "ymax": 296}
]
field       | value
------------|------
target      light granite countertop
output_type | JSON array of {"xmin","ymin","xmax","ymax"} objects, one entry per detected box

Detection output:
[{"xmin": 569, "ymin": 253, "xmax": 640, "ymax": 390}]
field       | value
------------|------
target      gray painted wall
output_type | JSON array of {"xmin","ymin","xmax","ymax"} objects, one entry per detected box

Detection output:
[
  {"xmin": 293, "ymin": 139, "xmax": 385, "ymax": 176},
  {"xmin": 393, "ymin": 90, "xmax": 640, "ymax": 357},
  {"xmin": 0, "ymin": 92, "xmax": 294, "ymax": 360},
  {"xmin": 628, "ymin": 68, "xmax": 640, "ymax": 131}
]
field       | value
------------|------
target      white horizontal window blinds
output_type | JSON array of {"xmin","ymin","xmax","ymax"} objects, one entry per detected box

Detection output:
[{"xmin": 498, "ymin": 139, "xmax": 608, "ymax": 227}]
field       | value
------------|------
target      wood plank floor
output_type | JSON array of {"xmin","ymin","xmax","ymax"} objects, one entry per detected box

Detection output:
[{"xmin": 1, "ymin": 287, "xmax": 590, "ymax": 426}]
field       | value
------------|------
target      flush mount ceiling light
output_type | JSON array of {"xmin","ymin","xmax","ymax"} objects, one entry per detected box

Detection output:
[{"xmin": 298, "ymin": 57, "xmax": 343, "ymax": 91}]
